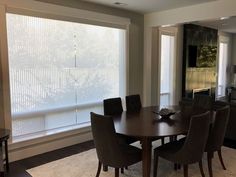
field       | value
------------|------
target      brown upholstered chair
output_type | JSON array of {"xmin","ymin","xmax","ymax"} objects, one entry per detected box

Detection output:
[
  {"xmin": 90, "ymin": 112, "xmax": 142, "ymax": 177},
  {"xmin": 153, "ymin": 112, "xmax": 211, "ymax": 177},
  {"xmin": 192, "ymin": 95, "xmax": 213, "ymax": 114},
  {"xmin": 205, "ymin": 106, "xmax": 230, "ymax": 177},
  {"xmin": 103, "ymin": 97, "xmax": 137, "ymax": 171},
  {"xmin": 125, "ymin": 94, "xmax": 166, "ymax": 144},
  {"xmin": 103, "ymin": 97, "xmax": 123, "ymax": 116},
  {"xmin": 180, "ymin": 95, "xmax": 213, "ymax": 119},
  {"xmin": 103, "ymin": 97, "xmax": 137, "ymax": 144},
  {"xmin": 125, "ymin": 94, "xmax": 142, "ymax": 112}
]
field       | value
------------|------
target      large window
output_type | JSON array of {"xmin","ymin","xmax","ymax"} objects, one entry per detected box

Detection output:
[
  {"xmin": 160, "ymin": 34, "xmax": 175, "ymax": 106},
  {"xmin": 7, "ymin": 13, "xmax": 126, "ymax": 139},
  {"xmin": 217, "ymin": 42, "xmax": 228, "ymax": 97}
]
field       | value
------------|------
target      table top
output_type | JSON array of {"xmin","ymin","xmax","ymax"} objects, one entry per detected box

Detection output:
[
  {"xmin": 113, "ymin": 106, "xmax": 189, "ymax": 138},
  {"xmin": 0, "ymin": 128, "xmax": 10, "ymax": 141}
]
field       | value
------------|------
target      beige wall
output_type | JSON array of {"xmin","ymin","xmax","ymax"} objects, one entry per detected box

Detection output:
[{"xmin": 36, "ymin": 0, "xmax": 144, "ymax": 99}]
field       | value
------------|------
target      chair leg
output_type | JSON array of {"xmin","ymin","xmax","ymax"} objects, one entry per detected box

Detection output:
[
  {"xmin": 0, "ymin": 172, "xmax": 4, "ymax": 177},
  {"xmin": 96, "ymin": 162, "xmax": 102, "ymax": 177},
  {"xmin": 153, "ymin": 154, "xmax": 159, "ymax": 177},
  {"xmin": 121, "ymin": 168, "xmax": 124, "ymax": 174},
  {"xmin": 103, "ymin": 165, "xmax": 108, "ymax": 172},
  {"xmin": 199, "ymin": 160, "xmax": 205, "ymax": 177},
  {"xmin": 161, "ymin": 138, "xmax": 165, "ymax": 145},
  {"xmin": 183, "ymin": 165, "xmax": 188, "ymax": 177},
  {"xmin": 218, "ymin": 149, "xmax": 226, "ymax": 170},
  {"xmin": 207, "ymin": 152, "xmax": 213, "ymax": 177},
  {"xmin": 115, "ymin": 168, "xmax": 119, "ymax": 177},
  {"xmin": 174, "ymin": 163, "xmax": 178, "ymax": 171}
]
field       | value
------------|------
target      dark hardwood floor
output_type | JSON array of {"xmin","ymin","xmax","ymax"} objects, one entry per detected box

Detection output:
[
  {"xmin": 4, "ymin": 139, "xmax": 236, "ymax": 177},
  {"xmin": 6, "ymin": 141, "xmax": 94, "ymax": 177}
]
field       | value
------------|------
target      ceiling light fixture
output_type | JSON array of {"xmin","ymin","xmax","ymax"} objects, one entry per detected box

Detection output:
[
  {"xmin": 161, "ymin": 24, "xmax": 174, "ymax": 27},
  {"xmin": 114, "ymin": 2, "xmax": 127, "ymax": 6},
  {"xmin": 220, "ymin": 17, "xmax": 230, "ymax": 20}
]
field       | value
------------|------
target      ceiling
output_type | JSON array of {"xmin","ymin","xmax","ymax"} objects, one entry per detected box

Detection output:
[
  {"xmin": 81, "ymin": 0, "xmax": 218, "ymax": 14},
  {"xmin": 194, "ymin": 16, "xmax": 236, "ymax": 33}
]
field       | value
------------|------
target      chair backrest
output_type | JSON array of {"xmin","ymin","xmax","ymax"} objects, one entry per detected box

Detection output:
[
  {"xmin": 206, "ymin": 106, "xmax": 230, "ymax": 152},
  {"xmin": 231, "ymin": 89, "xmax": 236, "ymax": 101},
  {"xmin": 179, "ymin": 112, "xmax": 211, "ymax": 164},
  {"xmin": 179, "ymin": 99, "xmax": 193, "ymax": 119},
  {"xmin": 90, "ymin": 112, "xmax": 124, "ymax": 167},
  {"xmin": 126, "ymin": 94, "xmax": 142, "ymax": 112},
  {"xmin": 103, "ymin": 97, "xmax": 123, "ymax": 115},
  {"xmin": 192, "ymin": 95, "xmax": 213, "ymax": 114}
]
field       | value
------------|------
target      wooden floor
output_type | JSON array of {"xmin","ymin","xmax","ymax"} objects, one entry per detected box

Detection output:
[
  {"xmin": 6, "ymin": 141, "xmax": 94, "ymax": 177},
  {"xmin": 4, "ymin": 139, "xmax": 236, "ymax": 177}
]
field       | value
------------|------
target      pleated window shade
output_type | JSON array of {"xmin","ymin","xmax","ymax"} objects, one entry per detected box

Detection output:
[{"xmin": 6, "ymin": 13, "xmax": 126, "ymax": 139}]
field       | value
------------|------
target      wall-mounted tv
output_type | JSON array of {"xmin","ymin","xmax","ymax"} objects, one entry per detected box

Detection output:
[{"xmin": 188, "ymin": 45, "xmax": 217, "ymax": 67}]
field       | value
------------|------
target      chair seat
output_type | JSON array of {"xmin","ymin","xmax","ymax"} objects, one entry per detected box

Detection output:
[
  {"xmin": 117, "ymin": 134, "xmax": 138, "ymax": 145},
  {"xmin": 154, "ymin": 140, "xmax": 184, "ymax": 163},
  {"xmin": 120, "ymin": 144, "xmax": 142, "ymax": 166}
]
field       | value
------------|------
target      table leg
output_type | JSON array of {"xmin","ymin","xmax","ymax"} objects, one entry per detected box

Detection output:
[
  {"xmin": 141, "ymin": 137, "xmax": 152, "ymax": 177},
  {"xmin": 0, "ymin": 143, "xmax": 4, "ymax": 177},
  {"xmin": 4, "ymin": 141, "xmax": 9, "ymax": 172}
]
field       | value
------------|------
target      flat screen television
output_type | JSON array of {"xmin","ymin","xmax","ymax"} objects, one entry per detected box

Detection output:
[{"xmin": 188, "ymin": 45, "xmax": 217, "ymax": 67}]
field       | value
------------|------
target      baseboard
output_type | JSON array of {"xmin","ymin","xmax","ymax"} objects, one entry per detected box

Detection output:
[{"xmin": 8, "ymin": 127, "xmax": 93, "ymax": 162}]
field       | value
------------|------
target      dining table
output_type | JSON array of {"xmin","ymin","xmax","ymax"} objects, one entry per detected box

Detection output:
[{"xmin": 113, "ymin": 106, "xmax": 190, "ymax": 177}]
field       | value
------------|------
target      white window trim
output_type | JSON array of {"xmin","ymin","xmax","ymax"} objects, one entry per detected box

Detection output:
[
  {"xmin": 0, "ymin": 0, "xmax": 130, "ymax": 28},
  {"xmin": 158, "ymin": 27, "xmax": 178, "ymax": 105},
  {"xmin": 216, "ymin": 34, "xmax": 230, "ymax": 98},
  {"xmin": 0, "ymin": 0, "xmax": 130, "ymax": 151}
]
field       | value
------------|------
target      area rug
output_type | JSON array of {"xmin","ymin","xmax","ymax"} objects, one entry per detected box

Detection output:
[{"xmin": 27, "ymin": 146, "xmax": 236, "ymax": 177}]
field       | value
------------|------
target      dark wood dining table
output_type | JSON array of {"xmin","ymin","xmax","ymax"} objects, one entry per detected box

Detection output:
[{"xmin": 113, "ymin": 106, "xmax": 190, "ymax": 177}]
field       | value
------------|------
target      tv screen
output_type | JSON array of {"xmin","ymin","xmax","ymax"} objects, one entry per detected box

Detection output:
[{"xmin": 188, "ymin": 45, "xmax": 217, "ymax": 67}]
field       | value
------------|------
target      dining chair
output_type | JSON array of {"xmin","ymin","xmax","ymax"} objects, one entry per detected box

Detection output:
[
  {"xmin": 205, "ymin": 106, "xmax": 230, "ymax": 177},
  {"xmin": 153, "ymin": 112, "xmax": 211, "ymax": 177},
  {"xmin": 180, "ymin": 95, "xmax": 213, "ymax": 120},
  {"xmin": 103, "ymin": 97, "xmax": 123, "ymax": 115},
  {"xmin": 192, "ymin": 95, "xmax": 213, "ymax": 115},
  {"xmin": 125, "ymin": 94, "xmax": 142, "ymax": 112},
  {"xmin": 125, "ymin": 94, "xmax": 166, "ymax": 145},
  {"xmin": 103, "ymin": 97, "xmax": 137, "ymax": 144},
  {"xmin": 103, "ymin": 97, "xmax": 137, "ymax": 171},
  {"xmin": 90, "ymin": 112, "xmax": 142, "ymax": 177}
]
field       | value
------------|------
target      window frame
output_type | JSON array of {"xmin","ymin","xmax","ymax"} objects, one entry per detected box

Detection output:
[
  {"xmin": 0, "ymin": 0, "xmax": 130, "ymax": 143},
  {"xmin": 216, "ymin": 34, "xmax": 230, "ymax": 99},
  {"xmin": 158, "ymin": 27, "xmax": 178, "ymax": 106}
]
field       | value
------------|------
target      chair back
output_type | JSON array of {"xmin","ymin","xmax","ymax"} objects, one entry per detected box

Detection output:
[
  {"xmin": 126, "ymin": 94, "xmax": 142, "ymax": 112},
  {"xmin": 231, "ymin": 89, "xmax": 236, "ymax": 101},
  {"xmin": 180, "ymin": 112, "xmax": 211, "ymax": 164},
  {"xmin": 90, "ymin": 112, "xmax": 125, "ymax": 167},
  {"xmin": 206, "ymin": 106, "xmax": 230, "ymax": 152},
  {"xmin": 192, "ymin": 95, "xmax": 213, "ymax": 114},
  {"xmin": 103, "ymin": 97, "xmax": 123, "ymax": 115}
]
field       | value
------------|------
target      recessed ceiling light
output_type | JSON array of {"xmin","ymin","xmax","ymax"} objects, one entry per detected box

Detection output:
[
  {"xmin": 161, "ymin": 24, "xmax": 174, "ymax": 27},
  {"xmin": 220, "ymin": 17, "xmax": 230, "ymax": 20},
  {"xmin": 114, "ymin": 2, "xmax": 127, "ymax": 6}
]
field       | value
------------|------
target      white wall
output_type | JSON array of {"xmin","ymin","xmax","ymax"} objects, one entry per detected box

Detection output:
[{"xmin": 143, "ymin": 0, "xmax": 236, "ymax": 106}]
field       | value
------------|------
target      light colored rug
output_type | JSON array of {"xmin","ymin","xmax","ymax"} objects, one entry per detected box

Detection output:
[{"xmin": 27, "ymin": 145, "xmax": 236, "ymax": 177}]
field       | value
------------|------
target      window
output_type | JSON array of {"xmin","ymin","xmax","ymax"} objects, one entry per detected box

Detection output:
[
  {"xmin": 217, "ymin": 42, "xmax": 228, "ymax": 97},
  {"xmin": 7, "ymin": 13, "xmax": 126, "ymax": 140},
  {"xmin": 160, "ymin": 34, "xmax": 175, "ymax": 106}
]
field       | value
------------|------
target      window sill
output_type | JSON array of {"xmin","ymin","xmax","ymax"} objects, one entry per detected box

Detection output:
[{"xmin": 9, "ymin": 123, "xmax": 91, "ymax": 151}]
